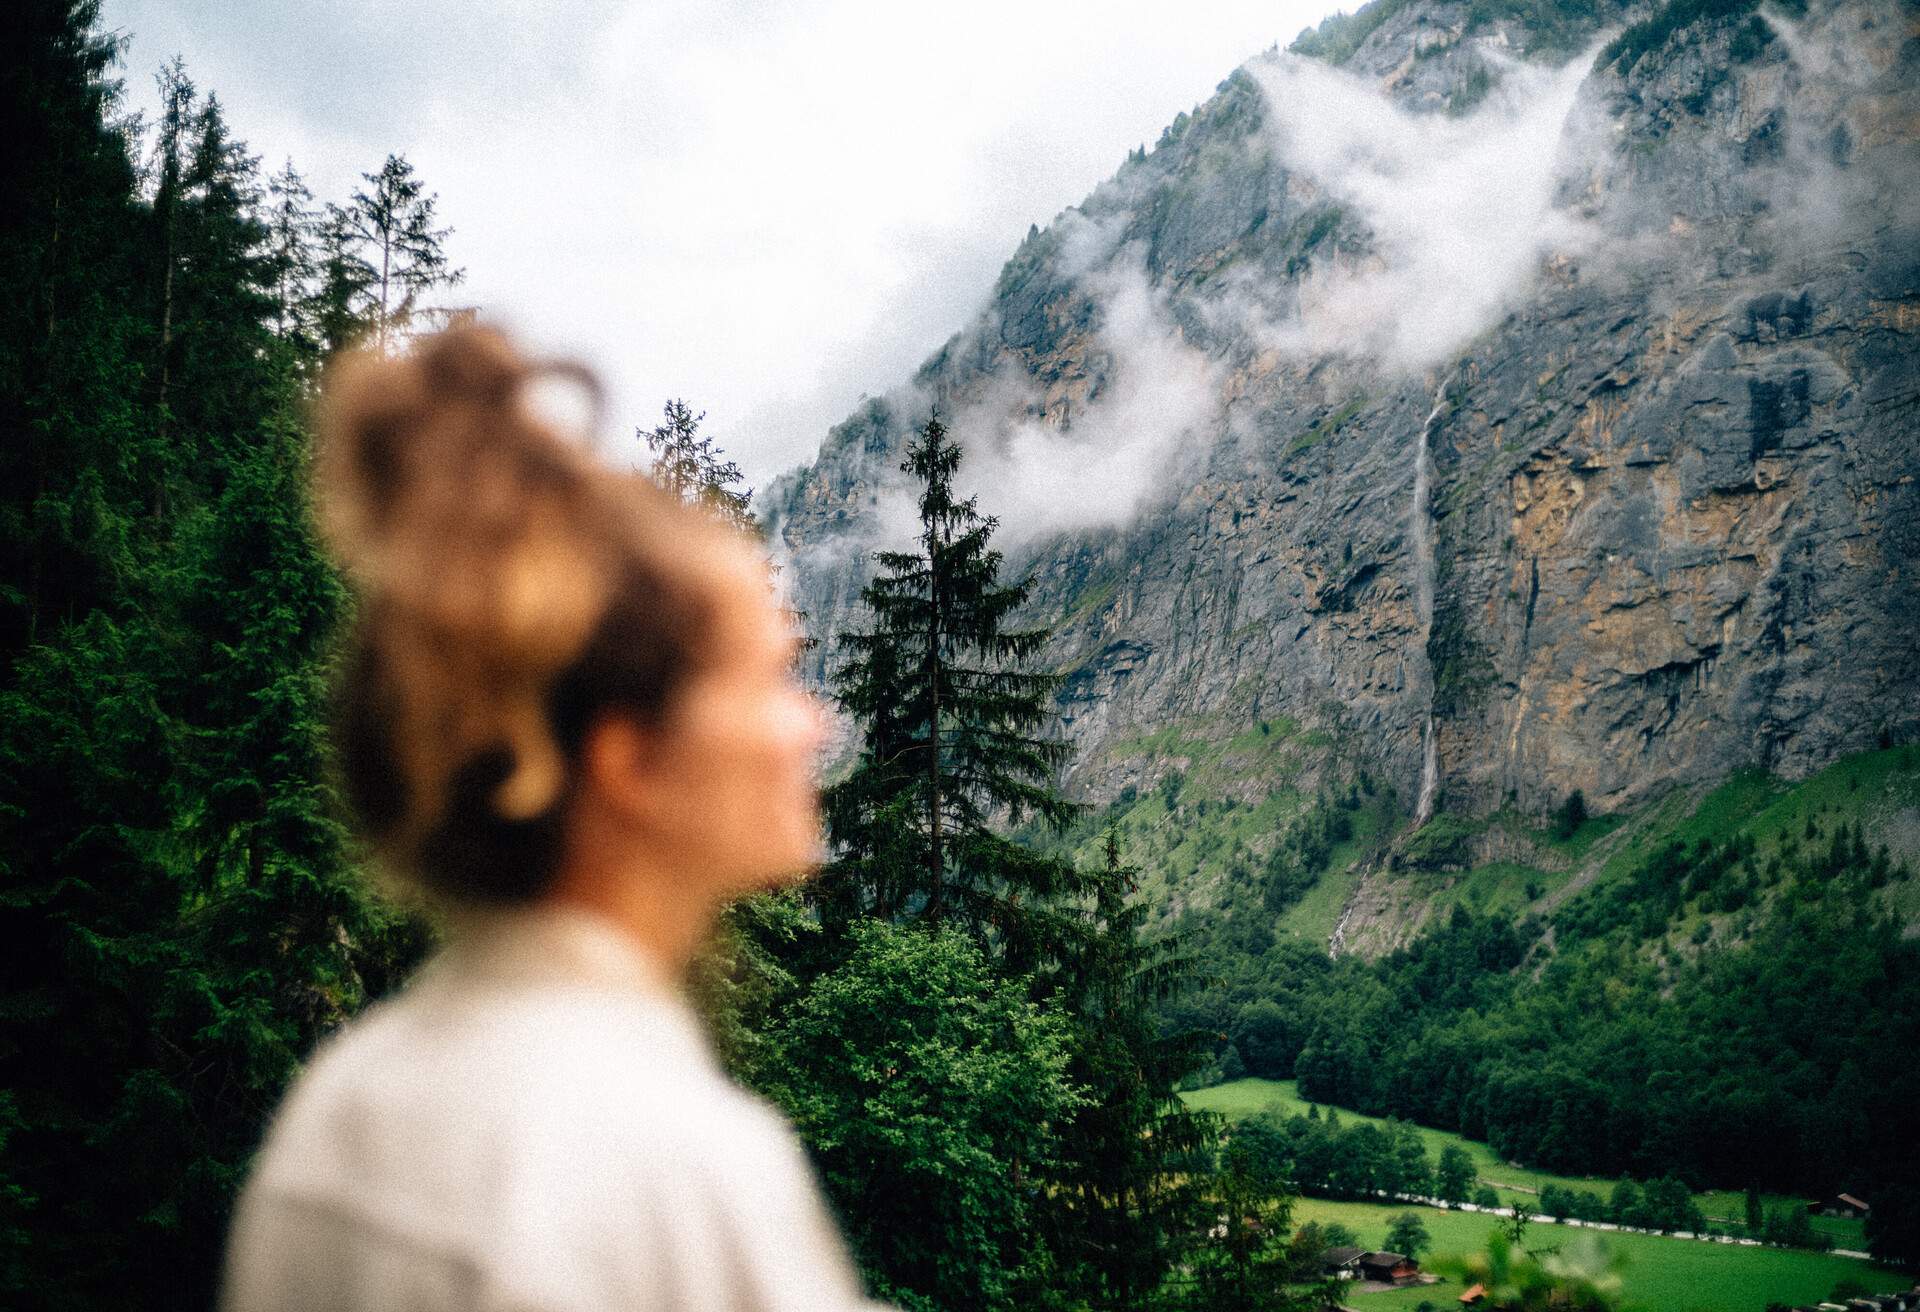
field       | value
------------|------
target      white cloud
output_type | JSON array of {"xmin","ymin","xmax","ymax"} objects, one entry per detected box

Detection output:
[
  {"xmin": 952, "ymin": 251, "xmax": 1222, "ymax": 546},
  {"xmin": 1233, "ymin": 43, "xmax": 1605, "ymax": 371}
]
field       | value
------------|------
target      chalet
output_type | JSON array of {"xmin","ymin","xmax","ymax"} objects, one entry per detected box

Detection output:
[
  {"xmin": 1812, "ymin": 1193, "xmax": 1872, "ymax": 1218},
  {"xmin": 1358, "ymin": 1250, "xmax": 1421, "ymax": 1283},
  {"xmin": 1460, "ymin": 1283, "xmax": 1487, "ymax": 1305},
  {"xmin": 1319, "ymin": 1246, "xmax": 1365, "ymax": 1277}
]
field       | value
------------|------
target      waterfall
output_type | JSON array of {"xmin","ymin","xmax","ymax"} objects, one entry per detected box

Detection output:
[{"xmin": 1411, "ymin": 370, "xmax": 1457, "ymax": 827}]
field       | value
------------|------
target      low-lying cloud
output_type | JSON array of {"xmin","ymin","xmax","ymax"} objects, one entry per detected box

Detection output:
[
  {"xmin": 1230, "ymin": 43, "xmax": 1604, "ymax": 371},
  {"xmin": 955, "ymin": 251, "xmax": 1224, "ymax": 546},
  {"xmin": 904, "ymin": 42, "xmax": 1609, "ymax": 545}
]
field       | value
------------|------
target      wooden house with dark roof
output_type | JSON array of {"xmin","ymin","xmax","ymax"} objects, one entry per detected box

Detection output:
[
  {"xmin": 1319, "ymin": 1245, "xmax": 1365, "ymax": 1277},
  {"xmin": 1358, "ymin": 1251, "xmax": 1421, "ymax": 1283},
  {"xmin": 1813, "ymin": 1193, "xmax": 1872, "ymax": 1218}
]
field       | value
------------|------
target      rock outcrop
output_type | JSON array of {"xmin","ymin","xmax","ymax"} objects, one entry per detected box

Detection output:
[{"xmin": 770, "ymin": 0, "xmax": 1920, "ymax": 820}]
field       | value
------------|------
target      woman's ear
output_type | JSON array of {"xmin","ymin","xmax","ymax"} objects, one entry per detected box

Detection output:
[{"xmin": 577, "ymin": 713, "xmax": 665, "ymax": 826}]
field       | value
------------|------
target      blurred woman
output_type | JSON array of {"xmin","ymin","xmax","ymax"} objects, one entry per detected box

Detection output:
[{"xmin": 220, "ymin": 327, "xmax": 882, "ymax": 1312}]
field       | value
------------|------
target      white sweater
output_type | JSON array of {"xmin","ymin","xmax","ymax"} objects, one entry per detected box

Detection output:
[{"xmin": 221, "ymin": 905, "xmax": 886, "ymax": 1312}]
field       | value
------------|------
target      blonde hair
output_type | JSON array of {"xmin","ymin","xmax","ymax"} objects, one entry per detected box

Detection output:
[{"xmin": 314, "ymin": 326, "xmax": 739, "ymax": 902}]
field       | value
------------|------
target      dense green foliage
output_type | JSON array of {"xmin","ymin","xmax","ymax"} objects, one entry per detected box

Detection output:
[
  {"xmin": 1041, "ymin": 831, "xmax": 1220, "ymax": 1307},
  {"xmin": 794, "ymin": 419, "xmax": 1240, "ymax": 1309},
  {"xmin": 816, "ymin": 414, "xmax": 1082, "ymax": 965},
  {"xmin": 1385, "ymin": 1210, "xmax": 1431, "ymax": 1258},
  {"xmin": 763, "ymin": 920, "xmax": 1084, "ymax": 1312},
  {"xmin": 1177, "ymin": 1137, "xmax": 1324, "ymax": 1311},
  {"xmin": 1155, "ymin": 758, "xmax": 1920, "ymax": 1267},
  {"xmin": 0, "ymin": 7, "xmax": 446, "ymax": 1306},
  {"xmin": 11, "ymin": 5, "xmax": 1917, "ymax": 1309}
]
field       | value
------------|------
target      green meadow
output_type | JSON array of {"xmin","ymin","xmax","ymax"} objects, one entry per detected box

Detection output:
[
  {"xmin": 1180, "ymin": 1078, "xmax": 1872, "ymax": 1250},
  {"xmin": 1287, "ymin": 1197, "xmax": 1911, "ymax": 1312}
]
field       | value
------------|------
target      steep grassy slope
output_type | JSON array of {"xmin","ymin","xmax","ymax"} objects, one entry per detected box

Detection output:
[{"xmin": 1041, "ymin": 741, "xmax": 1920, "ymax": 957}]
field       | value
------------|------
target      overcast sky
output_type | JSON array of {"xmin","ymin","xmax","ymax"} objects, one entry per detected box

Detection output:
[{"xmin": 101, "ymin": 0, "xmax": 1343, "ymax": 488}]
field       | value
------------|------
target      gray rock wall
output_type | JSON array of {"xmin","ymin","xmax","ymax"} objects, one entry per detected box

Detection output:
[{"xmin": 771, "ymin": 0, "xmax": 1920, "ymax": 819}]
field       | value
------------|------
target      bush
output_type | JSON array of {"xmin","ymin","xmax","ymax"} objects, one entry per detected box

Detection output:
[{"xmin": 766, "ymin": 921, "xmax": 1083, "ymax": 1309}]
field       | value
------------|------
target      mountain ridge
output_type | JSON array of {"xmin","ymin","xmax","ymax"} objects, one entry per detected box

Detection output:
[{"xmin": 770, "ymin": 0, "xmax": 1920, "ymax": 831}]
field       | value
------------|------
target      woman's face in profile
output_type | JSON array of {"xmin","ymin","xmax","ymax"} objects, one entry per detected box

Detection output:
[{"xmin": 638, "ymin": 550, "xmax": 828, "ymax": 892}]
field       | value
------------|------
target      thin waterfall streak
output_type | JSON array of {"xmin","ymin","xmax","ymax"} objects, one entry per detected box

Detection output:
[
  {"xmin": 1416, "ymin": 713, "xmax": 1440, "ymax": 826},
  {"xmin": 1412, "ymin": 369, "xmax": 1457, "ymax": 827}
]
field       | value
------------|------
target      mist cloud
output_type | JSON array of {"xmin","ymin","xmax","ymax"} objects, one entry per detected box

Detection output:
[
  {"xmin": 955, "ymin": 251, "xmax": 1224, "ymax": 546},
  {"xmin": 1229, "ymin": 44, "xmax": 1604, "ymax": 372},
  {"xmin": 878, "ymin": 42, "xmax": 1613, "ymax": 547}
]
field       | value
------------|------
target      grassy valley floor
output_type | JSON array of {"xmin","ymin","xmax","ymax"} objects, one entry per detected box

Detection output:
[
  {"xmin": 1288, "ymin": 1197, "xmax": 1911, "ymax": 1312},
  {"xmin": 1181, "ymin": 1077, "xmax": 1865, "ymax": 1247},
  {"xmin": 1181, "ymin": 1078, "xmax": 1911, "ymax": 1310}
]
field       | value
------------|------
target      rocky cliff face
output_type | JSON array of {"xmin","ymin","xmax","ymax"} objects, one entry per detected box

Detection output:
[{"xmin": 769, "ymin": 0, "xmax": 1920, "ymax": 823}]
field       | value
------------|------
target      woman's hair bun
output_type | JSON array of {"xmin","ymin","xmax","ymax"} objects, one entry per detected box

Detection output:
[
  {"xmin": 311, "ymin": 325, "xmax": 583, "ymax": 589},
  {"xmin": 315, "ymin": 323, "xmax": 751, "ymax": 904},
  {"xmin": 417, "ymin": 324, "xmax": 525, "ymax": 407},
  {"xmin": 312, "ymin": 326, "xmax": 620, "ymax": 839}
]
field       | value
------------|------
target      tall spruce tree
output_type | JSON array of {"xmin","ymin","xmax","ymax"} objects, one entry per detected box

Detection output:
[
  {"xmin": 0, "ymin": 0, "xmax": 151, "ymax": 661},
  {"xmin": 1042, "ymin": 828, "xmax": 1218, "ymax": 1309},
  {"xmin": 311, "ymin": 203, "xmax": 374, "ymax": 358},
  {"xmin": 262, "ymin": 159, "xmax": 322, "ymax": 363},
  {"xmin": 818, "ymin": 414, "xmax": 1081, "ymax": 966},
  {"xmin": 642, "ymin": 398, "xmax": 754, "ymax": 531},
  {"xmin": 333, "ymin": 153, "xmax": 463, "ymax": 350},
  {"xmin": 1182, "ymin": 1136, "xmax": 1322, "ymax": 1312}
]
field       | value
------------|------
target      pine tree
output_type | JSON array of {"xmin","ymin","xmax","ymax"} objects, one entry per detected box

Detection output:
[
  {"xmin": 167, "ymin": 92, "xmax": 274, "ymax": 480},
  {"xmin": 311, "ymin": 203, "xmax": 374, "ymax": 357},
  {"xmin": 0, "ymin": 0, "xmax": 152, "ymax": 660},
  {"xmin": 334, "ymin": 153, "xmax": 462, "ymax": 350},
  {"xmin": 146, "ymin": 58, "xmax": 196, "ymax": 470},
  {"xmin": 1183, "ymin": 1137, "xmax": 1321, "ymax": 1312},
  {"xmin": 817, "ymin": 414, "xmax": 1080, "ymax": 964},
  {"xmin": 1042, "ymin": 828, "xmax": 1217, "ymax": 1309},
  {"xmin": 0, "ymin": 13, "xmax": 425, "ymax": 1304},
  {"xmin": 642, "ymin": 398, "xmax": 754, "ymax": 531},
  {"xmin": 262, "ymin": 159, "xmax": 322, "ymax": 363}
]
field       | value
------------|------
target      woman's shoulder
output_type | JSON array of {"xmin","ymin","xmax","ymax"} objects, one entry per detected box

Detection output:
[
  {"xmin": 227, "ymin": 981, "xmax": 873, "ymax": 1311},
  {"xmin": 250, "ymin": 977, "xmax": 772, "ymax": 1225}
]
